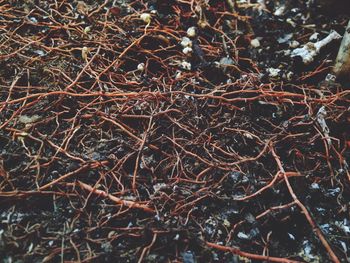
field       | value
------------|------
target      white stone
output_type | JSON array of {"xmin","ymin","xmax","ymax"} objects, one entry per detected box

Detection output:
[
  {"xmin": 140, "ymin": 13, "xmax": 151, "ymax": 24},
  {"xmin": 274, "ymin": 5, "xmax": 285, "ymax": 16},
  {"xmin": 175, "ymin": 71, "xmax": 182, "ymax": 79},
  {"xmin": 137, "ymin": 63, "xmax": 145, "ymax": 71},
  {"xmin": 250, "ymin": 38, "xmax": 260, "ymax": 48},
  {"xmin": 18, "ymin": 115, "xmax": 40, "ymax": 124},
  {"xmin": 267, "ymin": 68, "xmax": 281, "ymax": 78},
  {"xmin": 309, "ymin": 32, "xmax": 319, "ymax": 42},
  {"xmin": 286, "ymin": 18, "xmax": 296, "ymax": 27},
  {"xmin": 182, "ymin": 46, "xmax": 192, "ymax": 54},
  {"xmin": 181, "ymin": 61, "xmax": 191, "ymax": 70},
  {"xmin": 180, "ymin": 37, "xmax": 192, "ymax": 48},
  {"xmin": 84, "ymin": 26, "xmax": 91, "ymax": 34},
  {"xmin": 291, "ymin": 31, "xmax": 341, "ymax": 64},
  {"xmin": 187, "ymin": 27, "xmax": 196, "ymax": 37},
  {"xmin": 286, "ymin": 71, "xmax": 294, "ymax": 80},
  {"xmin": 289, "ymin": 40, "xmax": 300, "ymax": 48}
]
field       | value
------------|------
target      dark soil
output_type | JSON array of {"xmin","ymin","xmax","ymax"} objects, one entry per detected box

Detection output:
[{"xmin": 0, "ymin": 0, "xmax": 349, "ymax": 262}]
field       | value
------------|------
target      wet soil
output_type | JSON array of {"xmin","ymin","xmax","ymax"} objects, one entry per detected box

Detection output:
[{"xmin": 0, "ymin": 0, "xmax": 349, "ymax": 262}]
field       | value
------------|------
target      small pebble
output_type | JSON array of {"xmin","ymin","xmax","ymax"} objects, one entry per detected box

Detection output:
[
  {"xmin": 140, "ymin": 13, "xmax": 151, "ymax": 24},
  {"xmin": 274, "ymin": 6, "xmax": 285, "ymax": 16},
  {"xmin": 286, "ymin": 18, "xmax": 296, "ymax": 27},
  {"xmin": 237, "ymin": 232, "xmax": 250, "ymax": 240},
  {"xmin": 153, "ymin": 183, "xmax": 166, "ymax": 192},
  {"xmin": 187, "ymin": 27, "xmax": 196, "ymax": 37},
  {"xmin": 325, "ymin": 74, "xmax": 336, "ymax": 82},
  {"xmin": 137, "ymin": 63, "xmax": 145, "ymax": 71},
  {"xmin": 81, "ymin": 46, "xmax": 89, "ymax": 60},
  {"xmin": 34, "ymin": 50, "xmax": 45, "ymax": 57},
  {"xmin": 175, "ymin": 71, "xmax": 182, "ymax": 79},
  {"xmin": 267, "ymin": 67, "xmax": 281, "ymax": 78},
  {"xmin": 181, "ymin": 37, "xmax": 192, "ymax": 48},
  {"xmin": 250, "ymin": 38, "xmax": 260, "ymax": 48},
  {"xmin": 182, "ymin": 46, "xmax": 192, "ymax": 55},
  {"xmin": 84, "ymin": 26, "xmax": 91, "ymax": 34},
  {"xmin": 309, "ymin": 32, "xmax": 319, "ymax": 42},
  {"xmin": 286, "ymin": 71, "xmax": 294, "ymax": 80},
  {"xmin": 29, "ymin": 17, "xmax": 38, "ymax": 24},
  {"xmin": 183, "ymin": 251, "xmax": 195, "ymax": 263},
  {"xmin": 181, "ymin": 61, "xmax": 191, "ymax": 70},
  {"xmin": 289, "ymin": 40, "xmax": 300, "ymax": 48},
  {"xmin": 288, "ymin": 233, "xmax": 296, "ymax": 240}
]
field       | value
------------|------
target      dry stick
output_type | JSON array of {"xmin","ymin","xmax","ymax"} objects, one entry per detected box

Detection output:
[
  {"xmin": 172, "ymin": 195, "xmax": 208, "ymax": 214},
  {"xmin": 38, "ymin": 164, "xmax": 90, "ymax": 191},
  {"xmin": 0, "ymin": 39, "xmax": 45, "ymax": 59},
  {"xmin": 101, "ymin": 115, "xmax": 170, "ymax": 157},
  {"xmin": 314, "ymin": 125, "xmax": 335, "ymax": 185},
  {"xmin": 96, "ymin": 30, "xmax": 147, "ymax": 80},
  {"xmin": 0, "ymin": 190, "xmax": 74, "ymax": 197},
  {"xmin": 87, "ymin": 0, "xmax": 108, "ymax": 18},
  {"xmin": 235, "ymin": 171, "xmax": 301, "ymax": 201},
  {"xmin": 77, "ymin": 181, "xmax": 155, "ymax": 213},
  {"xmin": 44, "ymin": 138, "xmax": 86, "ymax": 163},
  {"xmin": 166, "ymin": 135, "xmax": 271, "ymax": 170},
  {"xmin": 228, "ymin": 201, "xmax": 298, "ymax": 243},
  {"xmin": 270, "ymin": 145, "xmax": 340, "ymax": 263},
  {"xmin": 132, "ymin": 115, "xmax": 153, "ymax": 192},
  {"xmin": 255, "ymin": 201, "xmax": 297, "ymax": 220},
  {"xmin": 0, "ymin": 97, "xmax": 43, "ymax": 130},
  {"xmin": 176, "ymin": 90, "xmax": 335, "ymax": 104},
  {"xmin": 101, "ymin": 115, "xmax": 142, "ymax": 143},
  {"xmin": 0, "ymin": 74, "xmax": 20, "ymax": 113},
  {"xmin": 137, "ymin": 233, "xmax": 157, "ymax": 263},
  {"xmin": 0, "ymin": 90, "xmax": 138, "ymax": 106},
  {"xmin": 65, "ymin": 46, "xmax": 101, "ymax": 92},
  {"xmin": 0, "ymin": 89, "xmax": 341, "ymax": 108},
  {"xmin": 196, "ymin": 167, "xmax": 212, "ymax": 181},
  {"xmin": 206, "ymin": 242, "xmax": 301, "ymax": 263}
]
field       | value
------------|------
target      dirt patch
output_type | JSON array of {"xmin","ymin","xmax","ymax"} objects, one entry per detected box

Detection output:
[{"xmin": 0, "ymin": 0, "xmax": 349, "ymax": 262}]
